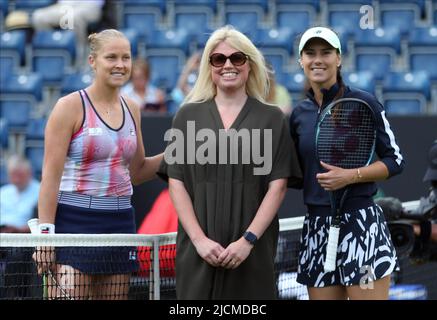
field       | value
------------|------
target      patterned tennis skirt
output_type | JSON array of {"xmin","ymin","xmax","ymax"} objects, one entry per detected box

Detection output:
[{"xmin": 296, "ymin": 204, "xmax": 399, "ymax": 287}]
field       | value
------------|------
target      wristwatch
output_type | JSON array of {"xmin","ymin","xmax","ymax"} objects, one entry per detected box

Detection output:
[{"xmin": 243, "ymin": 231, "xmax": 258, "ymax": 245}]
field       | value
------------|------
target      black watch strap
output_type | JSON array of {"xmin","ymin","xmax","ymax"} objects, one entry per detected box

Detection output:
[{"xmin": 243, "ymin": 231, "xmax": 257, "ymax": 245}]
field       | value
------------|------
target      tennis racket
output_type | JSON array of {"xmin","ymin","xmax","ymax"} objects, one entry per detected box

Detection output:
[{"xmin": 315, "ymin": 98, "xmax": 377, "ymax": 272}]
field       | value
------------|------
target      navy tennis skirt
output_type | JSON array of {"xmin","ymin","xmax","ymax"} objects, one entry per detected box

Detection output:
[
  {"xmin": 297, "ymin": 203, "xmax": 399, "ymax": 287},
  {"xmin": 54, "ymin": 202, "xmax": 139, "ymax": 275}
]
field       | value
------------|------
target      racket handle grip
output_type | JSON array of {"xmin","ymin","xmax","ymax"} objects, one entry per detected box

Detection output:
[{"xmin": 324, "ymin": 225, "xmax": 340, "ymax": 272}]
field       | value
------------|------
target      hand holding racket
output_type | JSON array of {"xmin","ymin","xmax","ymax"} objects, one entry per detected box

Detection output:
[
  {"xmin": 315, "ymin": 98, "xmax": 377, "ymax": 272},
  {"xmin": 317, "ymin": 161, "xmax": 359, "ymax": 191},
  {"xmin": 29, "ymin": 219, "xmax": 59, "ymax": 299}
]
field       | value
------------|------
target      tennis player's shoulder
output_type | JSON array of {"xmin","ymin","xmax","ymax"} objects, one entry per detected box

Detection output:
[
  {"xmin": 52, "ymin": 91, "xmax": 83, "ymax": 120},
  {"xmin": 120, "ymin": 95, "xmax": 141, "ymax": 119}
]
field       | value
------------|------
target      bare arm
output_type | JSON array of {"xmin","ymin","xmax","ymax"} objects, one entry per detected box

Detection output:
[
  {"xmin": 124, "ymin": 97, "xmax": 164, "ymax": 185},
  {"xmin": 169, "ymin": 178, "xmax": 225, "ymax": 266},
  {"xmin": 38, "ymin": 94, "xmax": 82, "ymax": 224},
  {"xmin": 218, "ymin": 178, "xmax": 288, "ymax": 268}
]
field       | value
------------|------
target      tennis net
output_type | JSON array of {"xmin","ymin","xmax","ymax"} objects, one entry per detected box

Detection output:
[
  {"xmin": 1, "ymin": 215, "xmax": 436, "ymax": 300},
  {"xmin": 0, "ymin": 217, "xmax": 305, "ymax": 300}
]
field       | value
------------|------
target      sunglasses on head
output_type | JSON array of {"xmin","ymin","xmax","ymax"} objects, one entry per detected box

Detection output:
[{"xmin": 209, "ymin": 52, "xmax": 248, "ymax": 67}]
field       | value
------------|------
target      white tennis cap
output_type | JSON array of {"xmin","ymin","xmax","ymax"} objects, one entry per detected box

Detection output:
[{"xmin": 298, "ymin": 27, "xmax": 342, "ymax": 55}]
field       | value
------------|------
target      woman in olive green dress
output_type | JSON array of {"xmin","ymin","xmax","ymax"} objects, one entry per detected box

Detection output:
[{"xmin": 160, "ymin": 25, "xmax": 302, "ymax": 299}]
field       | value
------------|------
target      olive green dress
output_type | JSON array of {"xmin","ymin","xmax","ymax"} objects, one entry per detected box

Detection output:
[{"xmin": 159, "ymin": 97, "xmax": 302, "ymax": 299}]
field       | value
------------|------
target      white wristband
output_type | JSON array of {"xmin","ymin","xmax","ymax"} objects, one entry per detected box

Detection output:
[{"xmin": 38, "ymin": 223, "xmax": 55, "ymax": 234}]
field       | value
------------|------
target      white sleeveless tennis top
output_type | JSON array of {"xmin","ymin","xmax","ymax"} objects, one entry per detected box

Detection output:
[{"xmin": 59, "ymin": 90, "xmax": 137, "ymax": 196}]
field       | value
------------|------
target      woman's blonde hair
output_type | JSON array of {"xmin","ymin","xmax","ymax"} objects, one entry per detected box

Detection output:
[
  {"xmin": 184, "ymin": 25, "xmax": 270, "ymax": 104},
  {"xmin": 88, "ymin": 29, "xmax": 130, "ymax": 57}
]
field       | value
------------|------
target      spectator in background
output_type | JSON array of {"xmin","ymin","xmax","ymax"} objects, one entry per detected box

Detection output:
[
  {"xmin": 121, "ymin": 58, "xmax": 167, "ymax": 114},
  {"xmin": 0, "ymin": 155, "xmax": 40, "ymax": 299},
  {"xmin": 0, "ymin": 155, "xmax": 40, "ymax": 233},
  {"xmin": 170, "ymin": 51, "xmax": 201, "ymax": 114},
  {"xmin": 266, "ymin": 66, "xmax": 293, "ymax": 116},
  {"xmin": 31, "ymin": 0, "xmax": 105, "ymax": 63}
]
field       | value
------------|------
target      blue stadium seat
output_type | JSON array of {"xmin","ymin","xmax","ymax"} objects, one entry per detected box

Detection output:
[
  {"xmin": 355, "ymin": 52, "xmax": 393, "ymax": 81},
  {"xmin": 343, "ymin": 71, "xmax": 376, "ymax": 95},
  {"xmin": 173, "ymin": 0, "xmax": 217, "ymax": 11},
  {"xmin": 60, "ymin": 72, "xmax": 93, "ymax": 96},
  {"xmin": 0, "ymin": 56, "xmax": 14, "ymax": 83},
  {"xmin": 224, "ymin": 0, "xmax": 268, "ymax": 12},
  {"xmin": 276, "ymin": 0, "xmax": 320, "ymax": 12},
  {"xmin": 410, "ymin": 53, "xmax": 437, "ymax": 81},
  {"xmin": 378, "ymin": 0, "xmax": 426, "ymax": 17},
  {"xmin": 434, "ymin": 7, "xmax": 437, "ymax": 25},
  {"xmin": 255, "ymin": 27, "xmax": 294, "ymax": 52},
  {"xmin": 262, "ymin": 50, "xmax": 289, "ymax": 79},
  {"xmin": 255, "ymin": 27, "xmax": 294, "ymax": 74},
  {"xmin": 26, "ymin": 146, "xmax": 44, "ymax": 179},
  {"xmin": 146, "ymin": 54, "xmax": 183, "ymax": 94},
  {"xmin": 354, "ymin": 27, "xmax": 402, "ymax": 53},
  {"xmin": 0, "ymin": 30, "xmax": 27, "ymax": 67},
  {"xmin": 380, "ymin": 9, "xmax": 417, "ymax": 36},
  {"xmin": 328, "ymin": 9, "xmax": 362, "ymax": 38},
  {"xmin": 0, "ymin": 73, "xmax": 42, "ymax": 129},
  {"xmin": 384, "ymin": 99, "xmax": 423, "ymax": 115},
  {"xmin": 122, "ymin": 0, "xmax": 165, "ymax": 40},
  {"xmin": 275, "ymin": 0, "xmax": 317, "ymax": 40},
  {"xmin": 408, "ymin": 27, "xmax": 437, "ymax": 80},
  {"xmin": 224, "ymin": 0, "xmax": 268, "ymax": 38},
  {"xmin": 382, "ymin": 71, "xmax": 430, "ymax": 114},
  {"xmin": 327, "ymin": 0, "xmax": 373, "ymax": 37},
  {"xmin": 0, "ymin": 161, "xmax": 8, "ymax": 186},
  {"xmin": 0, "ymin": 0, "xmax": 8, "ymax": 22},
  {"xmin": 121, "ymin": 28, "xmax": 139, "ymax": 58},
  {"xmin": 123, "ymin": 0, "xmax": 166, "ymax": 12},
  {"xmin": 225, "ymin": 11, "xmax": 260, "ymax": 39},
  {"xmin": 26, "ymin": 117, "xmax": 47, "ymax": 141},
  {"xmin": 25, "ymin": 117, "xmax": 47, "ymax": 179},
  {"xmin": 0, "ymin": 72, "xmax": 42, "ymax": 101},
  {"xmin": 281, "ymin": 71, "xmax": 305, "ymax": 95},
  {"xmin": 123, "ymin": 12, "xmax": 160, "ymax": 41},
  {"xmin": 409, "ymin": 27, "xmax": 437, "ymax": 47},
  {"xmin": 173, "ymin": 0, "xmax": 217, "ymax": 37},
  {"xmin": 0, "ymin": 118, "xmax": 8, "ymax": 150},
  {"xmin": 276, "ymin": 10, "xmax": 312, "ymax": 36},
  {"xmin": 32, "ymin": 30, "xmax": 76, "ymax": 85},
  {"xmin": 14, "ymin": 0, "xmax": 55, "ymax": 11},
  {"xmin": 383, "ymin": 71, "xmax": 430, "ymax": 98},
  {"xmin": 354, "ymin": 27, "xmax": 401, "ymax": 80},
  {"xmin": 145, "ymin": 29, "xmax": 190, "ymax": 55},
  {"xmin": 144, "ymin": 29, "xmax": 189, "ymax": 92},
  {"xmin": 174, "ymin": 12, "xmax": 212, "ymax": 40}
]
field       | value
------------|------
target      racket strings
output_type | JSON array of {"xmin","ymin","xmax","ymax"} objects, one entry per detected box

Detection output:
[{"xmin": 317, "ymin": 102, "xmax": 376, "ymax": 168}]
